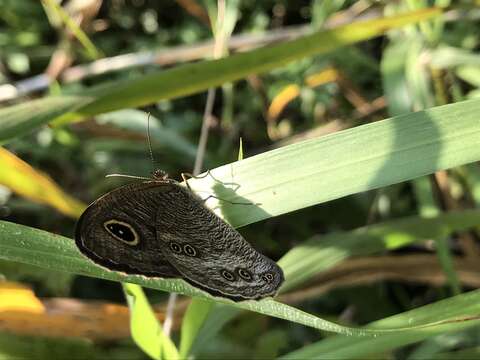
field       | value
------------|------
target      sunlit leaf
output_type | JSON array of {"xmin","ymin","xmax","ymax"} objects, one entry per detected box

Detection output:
[
  {"xmin": 123, "ymin": 283, "xmax": 179, "ymax": 360},
  {"xmin": 0, "ymin": 147, "xmax": 86, "ymax": 218}
]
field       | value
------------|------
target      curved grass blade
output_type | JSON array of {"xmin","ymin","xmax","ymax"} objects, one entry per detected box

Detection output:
[
  {"xmin": 3, "ymin": 98, "xmax": 480, "ymax": 294},
  {"xmin": 1, "ymin": 97, "xmax": 480, "ymax": 340},
  {"xmin": 186, "ymin": 98, "xmax": 480, "ymax": 228},
  {"xmin": 46, "ymin": 8, "xmax": 439, "ymax": 123},
  {"xmin": 179, "ymin": 299, "xmax": 213, "ymax": 358},
  {"xmin": 0, "ymin": 96, "xmax": 92, "ymax": 144},
  {"xmin": 0, "ymin": 221, "xmax": 364, "ymax": 336},
  {"xmin": 123, "ymin": 283, "xmax": 179, "ymax": 360},
  {"xmin": 1, "ymin": 220, "xmax": 479, "ymax": 338},
  {"xmin": 279, "ymin": 209, "xmax": 480, "ymax": 292},
  {"xmin": 0, "ymin": 9, "xmax": 441, "ymax": 139},
  {"xmin": 280, "ymin": 290, "xmax": 480, "ymax": 359},
  {"xmin": 381, "ymin": 33, "xmax": 460, "ymax": 295}
]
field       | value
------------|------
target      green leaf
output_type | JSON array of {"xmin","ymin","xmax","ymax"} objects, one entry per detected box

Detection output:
[
  {"xmin": 123, "ymin": 283, "xmax": 179, "ymax": 360},
  {"xmin": 65, "ymin": 8, "xmax": 439, "ymax": 120},
  {"xmin": 0, "ymin": 96, "xmax": 92, "ymax": 144},
  {"xmin": 179, "ymin": 299, "xmax": 213, "ymax": 358},
  {"xmin": 0, "ymin": 8, "xmax": 440, "ymax": 130},
  {"xmin": 381, "ymin": 31, "xmax": 459, "ymax": 295},
  {"xmin": 1, "ymin": 218, "xmax": 479, "ymax": 338},
  {"xmin": 0, "ymin": 220, "xmax": 363, "ymax": 336},
  {"xmin": 279, "ymin": 209, "xmax": 480, "ymax": 292},
  {"xmin": 185, "ymin": 98, "xmax": 480, "ymax": 228},
  {"xmin": 185, "ymin": 304, "xmax": 241, "ymax": 357},
  {"xmin": 280, "ymin": 290, "xmax": 480, "ymax": 359},
  {"xmin": 410, "ymin": 176, "xmax": 461, "ymax": 296},
  {"xmin": 2, "ymin": 98, "xmax": 480, "ymax": 341}
]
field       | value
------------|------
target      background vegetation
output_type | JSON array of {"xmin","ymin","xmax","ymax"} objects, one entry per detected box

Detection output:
[{"xmin": 1, "ymin": 0, "xmax": 480, "ymax": 359}]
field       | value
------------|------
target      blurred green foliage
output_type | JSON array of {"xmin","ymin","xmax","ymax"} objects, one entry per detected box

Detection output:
[{"xmin": 1, "ymin": 0, "xmax": 480, "ymax": 359}]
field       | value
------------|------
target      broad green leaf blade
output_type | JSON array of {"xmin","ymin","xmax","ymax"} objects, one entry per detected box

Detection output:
[
  {"xmin": 4, "ymin": 99, "xmax": 480, "ymax": 288},
  {"xmin": 44, "ymin": 8, "xmax": 439, "ymax": 123},
  {"xmin": 1, "ymin": 220, "xmax": 479, "ymax": 338},
  {"xmin": 123, "ymin": 283, "xmax": 179, "ymax": 360},
  {"xmin": 2, "ymin": 97, "xmax": 480, "ymax": 339},
  {"xmin": 186, "ymin": 98, "xmax": 480, "ymax": 228},
  {"xmin": 0, "ymin": 220, "xmax": 366, "ymax": 337},
  {"xmin": 179, "ymin": 299, "xmax": 213, "ymax": 358},
  {"xmin": 279, "ymin": 209, "xmax": 480, "ymax": 292},
  {"xmin": 382, "ymin": 32, "xmax": 459, "ymax": 295},
  {"xmin": 280, "ymin": 290, "xmax": 480, "ymax": 359},
  {"xmin": 0, "ymin": 96, "xmax": 92, "ymax": 144}
]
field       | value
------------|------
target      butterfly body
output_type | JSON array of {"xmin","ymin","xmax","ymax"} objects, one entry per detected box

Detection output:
[{"xmin": 75, "ymin": 178, "xmax": 284, "ymax": 301}]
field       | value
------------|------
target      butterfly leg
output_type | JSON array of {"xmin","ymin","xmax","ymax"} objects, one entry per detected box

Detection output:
[
  {"xmin": 201, "ymin": 194, "xmax": 259, "ymax": 206},
  {"xmin": 181, "ymin": 171, "xmax": 253, "ymax": 204},
  {"xmin": 181, "ymin": 170, "xmax": 240, "ymax": 191},
  {"xmin": 181, "ymin": 170, "xmax": 216, "ymax": 190},
  {"xmin": 181, "ymin": 169, "xmax": 214, "ymax": 180},
  {"xmin": 181, "ymin": 172, "xmax": 193, "ymax": 190}
]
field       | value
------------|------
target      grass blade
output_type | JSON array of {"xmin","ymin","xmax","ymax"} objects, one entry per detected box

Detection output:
[
  {"xmin": 1, "ymin": 219, "xmax": 479, "ymax": 338},
  {"xmin": 24, "ymin": 8, "xmax": 440, "ymax": 125},
  {"xmin": 179, "ymin": 299, "xmax": 213, "ymax": 358},
  {"xmin": 186, "ymin": 98, "xmax": 480, "ymax": 228},
  {"xmin": 0, "ymin": 96, "xmax": 92, "ymax": 145},
  {"xmin": 280, "ymin": 290, "xmax": 480, "ymax": 359},
  {"xmin": 123, "ymin": 283, "xmax": 179, "ymax": 360}
]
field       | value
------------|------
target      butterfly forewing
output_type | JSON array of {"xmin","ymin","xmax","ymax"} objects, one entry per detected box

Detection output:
[{"xmin": 75, "ymin": 179, "xmax": 284, "ymax": 301}]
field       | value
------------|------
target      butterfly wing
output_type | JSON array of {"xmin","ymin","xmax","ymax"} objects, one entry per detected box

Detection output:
[
  {"xmin": 155, "ymin": 184, "xmax": 284, "ymax": 300},
  {"xmin": 75, "ymin": 181, "xmax": 181, "ymax": 278}
]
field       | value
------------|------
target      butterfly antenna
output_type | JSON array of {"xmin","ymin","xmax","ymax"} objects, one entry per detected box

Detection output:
[
  {"xmin": 146, "ymin": 112, "xmax": 156, "ymax": 172},
  {"xmin": 106, "ymin": 174, "xmax": 152, "ymax": 180}
]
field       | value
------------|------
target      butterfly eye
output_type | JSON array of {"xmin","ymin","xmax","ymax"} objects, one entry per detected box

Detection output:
[
  {"xmin": 237, "ymin": 268, "xmax": 253, "ymax": 281},
  {"xmin": 169, "ymin": 242, "xmax": 183, "ymax": 254},
  {"xmin": 262, "ymin": 273, "xmax": 274, "ymax": 283},
  {"xmin": 103, "ymin": 220, "xmax": 139, "ymax": 245},
  {"xmin": 221, "ymin": 270, "xmax": 236, "ymax": 282},
  {"xmin": 183, "ymin": 244, "xmax": 197, "ymax": 257}
]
